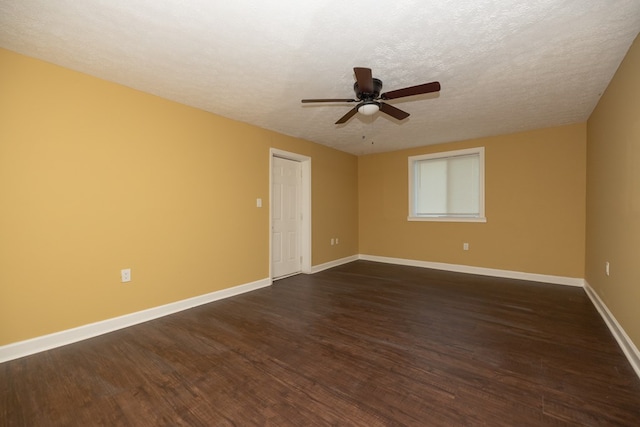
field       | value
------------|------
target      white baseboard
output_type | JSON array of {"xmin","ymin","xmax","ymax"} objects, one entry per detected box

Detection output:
[
  {"xmin": 5, "ymin": 256, "xmax": 638, "ymax": 382},
  {"xmin": 583, "ymin": 281, "xmax": 640, "ymax": 379},
  {"xmin": 358, "ymin": 254, "xmax": 585, "ymax": 287},
  {"xmin": 0, "ymin": 277, "xmax": 271, "ymax": 363},
  {"xmin": 310, "ymin": 255, "xmax": 359, "ymax": 274},
  {"xmin": 357, "ymin": 254, "xmax": 639, "ymax": 380}
]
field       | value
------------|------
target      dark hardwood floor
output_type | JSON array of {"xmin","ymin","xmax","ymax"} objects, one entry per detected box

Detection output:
[{"xmin": 2, "ymin": 261, "xmax": 640, "ymax": 426}]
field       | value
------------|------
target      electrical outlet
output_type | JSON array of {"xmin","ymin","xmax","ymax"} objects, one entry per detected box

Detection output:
[
  {"xmin": 330, "ymin": 238, "xmax": 335, "ymax": 246},
  {"xmin": 335, "ymin": 238, "xmax": 339, "ymax": 245},
  {"xmin": 605, "ymin": 262, "xmax": 610, "ymax": 276},
  {"xmin": 121, "ymin": 268, "xmax": 131, "ymax": 283},
  {"xmin": 463, "ymin": 243, "xmax": 469, "ymax": 251}
]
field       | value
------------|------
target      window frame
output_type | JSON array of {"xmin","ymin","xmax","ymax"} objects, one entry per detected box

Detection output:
[{"xmin": 408, "ymin": 147, "xmax": 486, "ymax": 222}]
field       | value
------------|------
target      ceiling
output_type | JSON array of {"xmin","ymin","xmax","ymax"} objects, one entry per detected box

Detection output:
[{"xmin": 1, "ymin": 1, "xmax": 639, "ymax": 155}]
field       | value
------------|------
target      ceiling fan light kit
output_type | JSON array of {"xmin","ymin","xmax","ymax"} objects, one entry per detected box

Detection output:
[
  {"xmin": 301, "ymin": 67, "xmax": 441, "ymax": 125},
  {"xmin": 358, "ymin": 102, "xmax": 380, "ymax": 116}
]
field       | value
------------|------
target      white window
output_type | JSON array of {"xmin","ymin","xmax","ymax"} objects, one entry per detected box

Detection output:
[{"xmin": 408, "ymin": 147, "xmax": 486, "ymax": 222}]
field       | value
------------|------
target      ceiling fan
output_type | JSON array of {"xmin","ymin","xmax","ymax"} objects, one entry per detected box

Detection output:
[{"xmin": 301, "ymin": 67, "xmax": 441, "ymax": 124}]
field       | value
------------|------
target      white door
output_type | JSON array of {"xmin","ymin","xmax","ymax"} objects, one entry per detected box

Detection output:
[{"xmin": 272, "ymin": 157, "xmax": 302, "ymax": 278}]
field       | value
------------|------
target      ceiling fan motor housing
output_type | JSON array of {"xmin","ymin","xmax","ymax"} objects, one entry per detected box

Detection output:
[{"xmin": 354, "ymin": 78, "xmax": 383, "ymax": 100}]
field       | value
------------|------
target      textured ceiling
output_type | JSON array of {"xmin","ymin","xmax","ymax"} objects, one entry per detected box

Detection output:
[{"xmin": 1, "ymin": 1, "xmax": 639, "ymax": 155}]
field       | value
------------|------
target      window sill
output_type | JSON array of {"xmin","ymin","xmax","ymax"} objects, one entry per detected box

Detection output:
[{"xmin": 407, "ymin": 216, "xmax": 487, "ymax": 223}]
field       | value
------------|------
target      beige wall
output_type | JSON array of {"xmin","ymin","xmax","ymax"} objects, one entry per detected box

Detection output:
[
  {"xmin": 586, "ymin": 36, "xmax": 640, "ymax": 348},
  {"xmin": 6, "ymin": 37, "xmax": 637, "ymax": 354},
  {"xmin": 0, "ymin": 49, "xmax": 358, "ymax": 345},
  {"xmin": 359, "ymin": 124, "xmax": 586, "ymax": 278}
]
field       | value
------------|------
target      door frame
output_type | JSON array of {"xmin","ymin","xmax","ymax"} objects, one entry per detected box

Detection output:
[{"xmin": 269, "ymin": 148, "xmax": 312, "ymax": 278}]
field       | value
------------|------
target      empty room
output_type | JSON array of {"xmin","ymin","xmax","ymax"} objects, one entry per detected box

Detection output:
[{"xmin": 1, "ymin": 1, "xmax": 640, "ymax": 425}]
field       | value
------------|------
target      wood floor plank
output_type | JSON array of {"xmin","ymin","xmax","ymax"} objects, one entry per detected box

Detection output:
[{"xmin": 2, "ymin": 260, "xmax": 640, "ymax": 425}]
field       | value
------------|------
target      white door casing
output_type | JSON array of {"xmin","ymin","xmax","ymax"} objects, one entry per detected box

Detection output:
[
  {"xmin": 270, "ymin": 148, "xmax": 311, "ymax": 279},
  {"xmin": 272, "ymin": 156, "xmax": 302, "ymax": 278}
]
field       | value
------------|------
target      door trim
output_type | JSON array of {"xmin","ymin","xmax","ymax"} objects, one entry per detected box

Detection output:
[{"xmin": 269, "ymin": 148, "xmax": 311, "ymax": 278}]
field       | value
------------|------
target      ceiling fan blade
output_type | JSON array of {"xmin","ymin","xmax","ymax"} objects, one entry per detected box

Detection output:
[
  {"xmin": 335, "ymin": 107, "xmax": 359, "ymax": 124},
  {"xmin": 379, "ymin": 102, "xmax": 410, "ymax": 120},
  {"xmin": 354, "ymin": 67, "xmax": 374, "ymax": 94},
  {"xmin": 301, "ymin": 98, "xmax": 357, "ymax": 103},
  {"xmin": 381, "ymin": 81, "xmax": 441, "ymax": 100}
]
